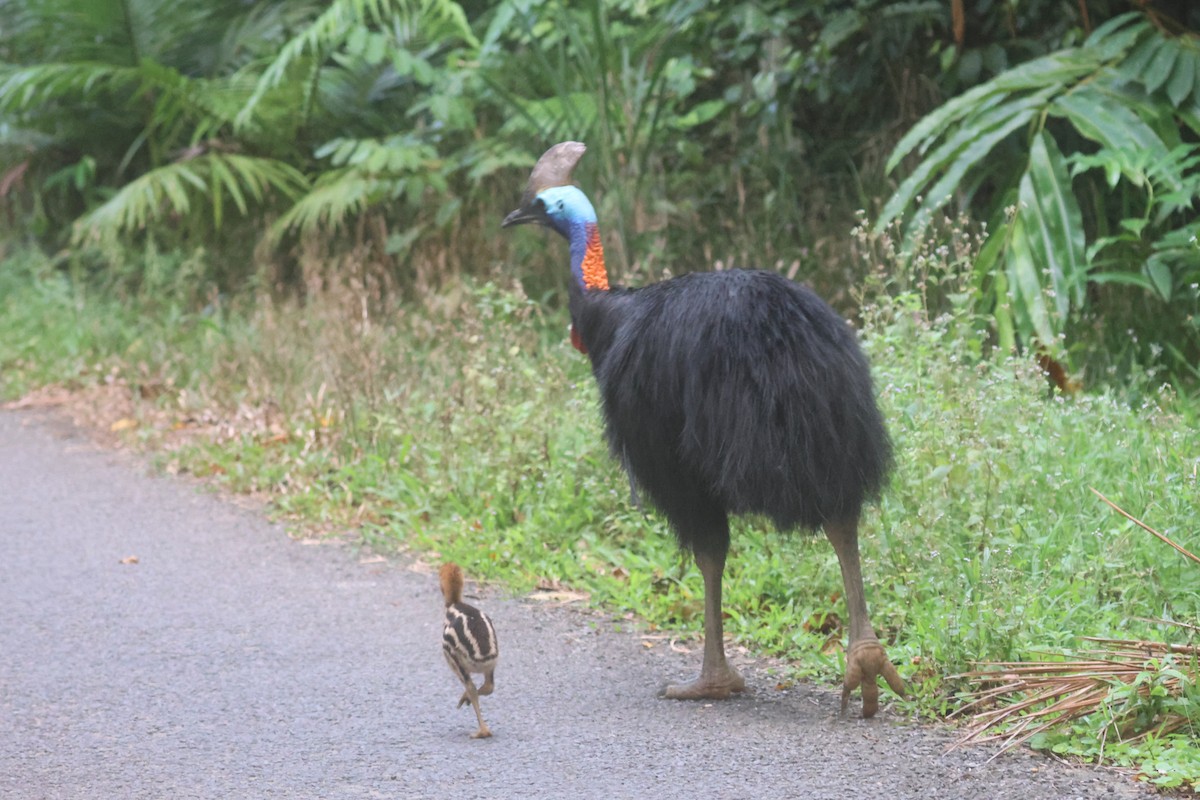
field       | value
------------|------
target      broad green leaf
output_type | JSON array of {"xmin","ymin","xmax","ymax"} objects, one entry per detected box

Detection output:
[
  {"xmin": 1069, "ymin": 150, "xmax": 1125, "ymax": 188},
  {"xmin": 1146, "ymin": 259, "xmax": 1173, "ymax": 301},
  {"xmin": 1119, "ymin": 34, "xmax": 1164, "ymax": 83},
  {"xmin": 1195, "ymin": 54, "xmax": 1200, "ymax": 110},
  {"xmin": 671, "ymin": 99, "xmax": 727, "ymax": 130},
  {"xmin": 1007, "ymin": 129, "xmax": 1087, "ymax": 346},
  {"xmin": 877, "ymin": 88, "xmax": 1052, "ymax": 233},
  {"xmin": 1006, "ymin": 213, "xmax": 1058, "ymax": 350},
  {"xmin": 991, "ymin": 267, "xmax": 1016, "ymax": 355},
  {"xmin": 1167, "ymin": 50, "xmax": 1197, "ymax": 108},
  {"xmin": 990, "ymin": 51, "xmax": 1101, "ymax": 93},
  {"xmin": 1050, "ymin": 87, "xmax": 1169, "ymax": 167},
  {"xmin": 1119, "ymin": 217, "xmax": 1149, "ymax": 236},
  {"xmin": 1142, "ymin": 37, "xmax": 1180, "ymax": 95},
  {"xmin": 1084, "ymin": 11, "xmax": 1144, "ymax": 50},
  {"xmin": 971, "ymin": 210, "xmax": 1016, "ymax": 353},
  {"xmin": 901, "ymin": 104, "xmax": 1040, "ymax": 237},
  {"xmin": 1090, "ymin": 271, "xmax": 1154, "ymax": 290},
  {"xmin": 1023, "ymin": 131, "xmax": 1087, "ymax": 313},
  {"xmin": 885, "ymin": 51, "xmax": 1094, "ymax": 174},
  {"xmin": 365, "ymin": 31, "xmax": 388, "ymax": 65}
]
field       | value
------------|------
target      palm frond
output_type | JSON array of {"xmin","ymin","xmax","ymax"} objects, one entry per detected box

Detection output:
[
  {"xmin": 72, "ymin": 151, "xmax": 307, "ymax": 242},
  {"xmin": 235, "ymin": 0, "xmax": 478, "ymax": 130},
  {"xmin": 0, "ymin": 62, "xmax": 143, "ymax": 115}
]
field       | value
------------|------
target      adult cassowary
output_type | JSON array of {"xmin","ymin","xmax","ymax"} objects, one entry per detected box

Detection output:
[{"xmin": 502, "ymin": 142, "xmax": 904, "ymax": 716}]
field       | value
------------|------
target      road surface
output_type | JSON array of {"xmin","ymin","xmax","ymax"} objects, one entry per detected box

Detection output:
[{"xmin": 0, "ymin": 409, "xmax": 1151, "ymax": 799}]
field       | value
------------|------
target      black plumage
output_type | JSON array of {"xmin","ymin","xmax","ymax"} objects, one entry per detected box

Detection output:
[
  {"xmin": 503, "ymin": 141, "xmax": 904, "ymax": 716},
  {"xmin": 574, "ymin": 269, "xmax": 890, "ymax": 536}
]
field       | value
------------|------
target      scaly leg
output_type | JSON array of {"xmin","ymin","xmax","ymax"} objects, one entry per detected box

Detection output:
[
  {"xmin": 457, "ymin": 668, "xmax": 494, "ymax": 707},
  {"xmin": 661, "ymin": 546, "xmax": 746, "ymax": 700},
  {"xmin": 478, "ymin": 669, "xmax": 495, "ymax": 696},
  {"xmin": 444, "ymin": 652, "xmax": 491, "ymax": 738},
  {"xmin": 824, "ymin": 516, "xmax": 905, "ymax": 718}
]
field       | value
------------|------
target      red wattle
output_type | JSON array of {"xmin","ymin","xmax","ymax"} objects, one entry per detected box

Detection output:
[{"xmin": 570, "ymin": 324, "xmax": 588, "ymax": 354}]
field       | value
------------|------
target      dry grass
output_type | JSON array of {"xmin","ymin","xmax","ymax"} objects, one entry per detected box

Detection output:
[
  {"xmin": 954, "ymin": 636, "xmax": 1199, "ymax": 751},
  {"xmin": 953, "ymin": 495, "xmax": 1199, "ymax": 755}
]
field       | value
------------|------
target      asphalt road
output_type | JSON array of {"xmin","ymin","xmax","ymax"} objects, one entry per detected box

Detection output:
[{"xmin": 0, "ymin": 409, "xmax": 1153, "ymax": 799}]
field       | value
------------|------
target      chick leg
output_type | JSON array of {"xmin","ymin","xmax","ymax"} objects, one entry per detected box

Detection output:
[
  {"xmin": 824, "ymin": 516, "xmax": 905, "ymax": 718},
  {"xmin": 458, "ymin": 668, "xmax": 495, "ymax": 707},
  {"xmin": 444, "ymin": 651, "xmax": 491, "ymax": 738}
]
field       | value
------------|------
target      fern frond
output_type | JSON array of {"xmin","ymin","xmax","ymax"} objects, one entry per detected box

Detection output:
[
  {"xmin": 235, "ymin": 0, "xmax": 478, "ymax": 130},
  {"xmin": 72, "ymin": 152, "xmax": 307, "ymax": 242},
  {"xmin": 264, "ymin": 167, "xmax": 398, "ymax": 245},
  {"xmin": 263, "ymin": 130, "xmax": 453, "ymax": 245}
]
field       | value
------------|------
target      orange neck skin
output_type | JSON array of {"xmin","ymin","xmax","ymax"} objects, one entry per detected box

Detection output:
[
  {"xmin": 569, "ymin": 222, "xmax": 606, "ymax": 355},
  {"xmin": 575, "ymin": 222, "xmax": 609, "ymax": 291}
]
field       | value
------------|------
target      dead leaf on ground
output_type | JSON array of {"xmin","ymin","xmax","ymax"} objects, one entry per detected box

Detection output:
[
  {"xmin": 802, "ymin": 610, "xmax": 842, "ymax": 636},
  {"xmin": 527, "ymin": 589, "xmax": 590, "ymax": 604},
  {"xmin": 109, "ymin": 417, "xmax": 138, "ymax": 432}
]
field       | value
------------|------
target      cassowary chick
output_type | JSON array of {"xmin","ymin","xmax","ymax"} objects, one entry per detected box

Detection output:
[{"xmin": 440, "ymin": 562, "xmax": 498, "ymax": 739}]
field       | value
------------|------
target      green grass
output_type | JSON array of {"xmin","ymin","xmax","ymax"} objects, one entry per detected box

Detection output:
[{"xmin": 2, "ymin": 242, "xmax": 1199, "ymax": 788}]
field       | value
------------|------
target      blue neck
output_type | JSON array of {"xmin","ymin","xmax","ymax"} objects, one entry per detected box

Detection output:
[
  {"xmin": 538, "ymin": 185, "xmax": 600, "ymax": 290},
  {"xmin": 566, "ymin": 220, "xmax": 592, "ymax": 287}
]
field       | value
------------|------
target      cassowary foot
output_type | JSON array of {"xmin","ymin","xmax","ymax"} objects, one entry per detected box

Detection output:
[
  {"xmin": 470, "ymin": 725, "xmax": 492, "ymax": 739},
  {"xmin": 660, "ymin": 665, "xmax": 746, "ymax": 700},
  {"xmin": 840, "ymin": 638, "xmax": 906, "ymax": 719}
]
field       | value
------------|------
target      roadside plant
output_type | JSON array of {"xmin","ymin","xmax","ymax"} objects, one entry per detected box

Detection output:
[{"xmin": 879, "ymin": 12, "xmax": 1200, "ymax": 382}]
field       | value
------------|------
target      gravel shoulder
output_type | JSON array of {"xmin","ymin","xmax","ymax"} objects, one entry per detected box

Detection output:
[{"xmin": 0, "ymin": 409, "xmax": 1154, "ymax": 799}]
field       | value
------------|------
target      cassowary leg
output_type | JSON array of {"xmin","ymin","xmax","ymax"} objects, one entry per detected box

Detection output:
[
  {"xmin": 661, "ymin": 546, "xmax": 746, "ymax": 700},
  {"xmin": 824, "ymin": 517, "xmax": 905, "ymax": 718},
  {"xmin": 444, "ymin": 652, "xmax": 491, "ymax": 738}
]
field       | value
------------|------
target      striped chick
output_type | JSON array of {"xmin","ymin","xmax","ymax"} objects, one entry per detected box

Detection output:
[{"xmin": 440, "ymin": 563, "xmax": 498, "ymax": 738}]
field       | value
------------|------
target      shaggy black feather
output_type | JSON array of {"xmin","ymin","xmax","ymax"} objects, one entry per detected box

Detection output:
[{"xmin": 569, "ymin": 269, "xmax": 892, "ymax": 555}]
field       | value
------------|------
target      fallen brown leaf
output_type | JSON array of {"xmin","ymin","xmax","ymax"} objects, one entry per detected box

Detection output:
[{"xmin": 526, "ymin": 589, "xmax": 590, "ymax": 604}]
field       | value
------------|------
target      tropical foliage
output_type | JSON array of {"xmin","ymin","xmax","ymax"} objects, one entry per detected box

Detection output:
[
  {"xmin": 1, "ymin": 0, "xmax": 1198, "ymax": 381},
  {"xmin": 880, "ymin": 12, "xmax": 1200, "ymax": 380}
]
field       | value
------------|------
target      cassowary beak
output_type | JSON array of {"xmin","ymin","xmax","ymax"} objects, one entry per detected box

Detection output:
[
  {"xmin": 501, "ymin": 204, "xmax": 542, "ymax": 228},
  {"xmin": 501, "ymin": 141, "xmax": 588, "ymax": 229}
]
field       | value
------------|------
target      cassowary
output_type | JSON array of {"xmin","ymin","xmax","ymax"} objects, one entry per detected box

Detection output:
[
  {"xmin": 440, "ymin": 562, "xmax": 499, "ymax": 738},
  {"xmin": 502, "ymin": 142, "xmax": 903, "ymax": 717}
]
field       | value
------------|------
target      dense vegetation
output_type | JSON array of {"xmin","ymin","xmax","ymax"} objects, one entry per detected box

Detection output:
[
  {"xmin": 4, "ymin": 0, "xmax": 1198, "ymax": 382},
  {"xmin": 2, "ymin": 0, "xmax": 1199, "ymax": 790}
]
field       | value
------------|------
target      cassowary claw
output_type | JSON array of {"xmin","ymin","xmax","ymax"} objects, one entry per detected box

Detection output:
[
  {"xmin": 660, "ymin": 665, "xmax": 746, "ymax": 700},
  {"xmin": 840, "ymin": 639, "xmax": 906, "ymax": 718}
]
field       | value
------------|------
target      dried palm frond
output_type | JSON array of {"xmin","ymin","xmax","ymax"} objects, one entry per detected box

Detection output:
[
  {"xmin": 953, "ymin": 491, "xmax": 1199, "ymax": 753},
  {"xmin": 952, "ymin": 637, "xmax": 1199, "ymax": 752}
]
